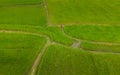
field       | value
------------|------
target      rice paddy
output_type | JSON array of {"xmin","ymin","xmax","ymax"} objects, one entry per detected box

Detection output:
[
  {"xmin": 0, "ymin": 0, "xmax": 120, "ymax": 75},
  {"xmin": 0, "ymin": 32, "xmax": 46, "ymax": 75}
]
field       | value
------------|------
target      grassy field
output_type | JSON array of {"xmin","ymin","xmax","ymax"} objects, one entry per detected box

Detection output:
[
  {"xmin": 46, "ymin": 0, "xmax": 120, "ymax": 25},
  {"xmin": 81, "ymin": 42, "xmax": 120, "ymax": 53},
  {"xmin": 0, "ymin": 5, "xmax": 47, "ymax": 26},
  {"xmin": 64, "ymin": 25, "xmax": 120, "ymax": 52},
  {"xmin": 0, "ymin": 0, "xmax": 120, "ymax": 75},
  {"xmin": 36, "ymin": 45, "xmax": 120, "ymax": 75},
  {"xmin": 92, "ymin": 52, "xmax": 120, "ymax": 75},
  {"xmin": 0, "ymin": 32, "xmax": 46, "ymax": 75},
  {"xmin": 64, "ymin": 25, "xmax": 120, "ymax": 43},
  {"xmin": 0, "ymin": 0, "xmax": 42, "ymax": 6},
  {"xmin": 36, "ymin": 45, "xmax": 96, "ymax": 75}
]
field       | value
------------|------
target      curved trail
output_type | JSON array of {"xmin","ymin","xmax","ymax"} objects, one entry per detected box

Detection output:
[
  {"xmin": 30, "ymin": 37, "xmax": 51, "ymax": 75},
  {"xmin": 43, "ymin": 0, "xmax": 51, "ymax": 26},
  {"xmin": 60, "ymin": 25, "xmax": 81, "ymax": 48},
  {"xmin": 0, "ymin": 30, "xmax": 46, "ymax": 37}
]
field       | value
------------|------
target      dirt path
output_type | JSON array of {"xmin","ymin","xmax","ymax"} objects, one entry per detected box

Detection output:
[
  {"xmin": 71, "ymin": 41, "xmax": 81, "ymax": 48},
  {"xmin": 43, "ymin": 0, "xmax": 51, "ymax": 26},
  {"xmin": 84, "ymin": 49, "xmax": 120, "ymax": 55},
  {"xmin": 0, "ymin": 30, "xmax": 46, "ymax": 37},
  {"xmin": 48, "ymin": 22, "xmax": 120, "ymax": 27},
  {"xmin": 82, "ymin": 40, "xmax": 120, "ymax": 45},
  {"xmin": 60, "ymin": 25, "xmax": 81, "ymax": 48},
  {"xmin": 30, "ymin": 37, "xmax": 51, "ymax": 75}
]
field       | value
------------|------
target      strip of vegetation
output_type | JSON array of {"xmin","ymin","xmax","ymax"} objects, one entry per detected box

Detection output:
[
  {"xmin": 0, "ymin": 24, "xmax": 74, "ymax": 45},
  {"xmin": 64, "ymin": 25, "xmax": 120, "ymax": 43},
  {"xmin": 92, "ymin": 52, "xmax": 120, "ymax": 75},
  {"xmin": 81, "ymin": 42, "xmax": 120, "ymax": 53},
  {"xmin": 0, "ymin": 5, "xmax": 47, "ymax": 26},
  {"xmin": 0, "ymin": 0, "xmax": 42, "ymax": 6},
  {"xmin": 46, "ymin": 0, "xmax": 119, "ymax": 25}
]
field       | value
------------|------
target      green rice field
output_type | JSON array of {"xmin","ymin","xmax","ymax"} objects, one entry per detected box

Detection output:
[
  {"xmin": 0, "ymin": 0, "xmax": 42, "ymax": 6},
  {"xmin": 46, "ymin": 0, "xmax": 120, "ymax": 25},
  {"xmin": 0, "ymin": 0, "xmax": 120, "ymax": 75},
  {"xmin": 37, "ymin": 45, "xmax": 120, "ymax": 75},
  {"xmin": 0, "ymin": 33, "xmax": 46, "ymax": 75}
]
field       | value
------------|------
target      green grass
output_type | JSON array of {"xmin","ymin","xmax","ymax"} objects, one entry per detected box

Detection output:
[
  {"xmin": 0, "ymin": 5, "xmax": 47, "ymax": 26},
  {"xmin": 64, "ymin": 25, "xmax": 120, "ymax": 43},
  {"xmin": 0, "ymin": 24, "xmax": 74, "ymax": 45},
  {"xmin": 0, "ymin": 32, "xmax": 46, "ymax": 75},
  {"xmin": 0, "ymin": 0, "xmax": 42, "ymax": 6},
  {"xmin": 36, "ymin": 44, "xmax": 120, "ymax": 75},
  {"xmin": 46, "ymin": 0, "xmax": 120, "ymax": 25},
  {"xmin": 81, "ymin": 42, "xmax": 120, "ymax": 53},
  {"xmin": 0, "ymin": 0, "xmax": 120, "ymax": 75},
  {"xmin": 36, "ymin": 45, "xmax": 96, "ymax": 75},
  {"xmin": 92, "ymin": 53, "xmax": 120, "ymax": 75}
]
